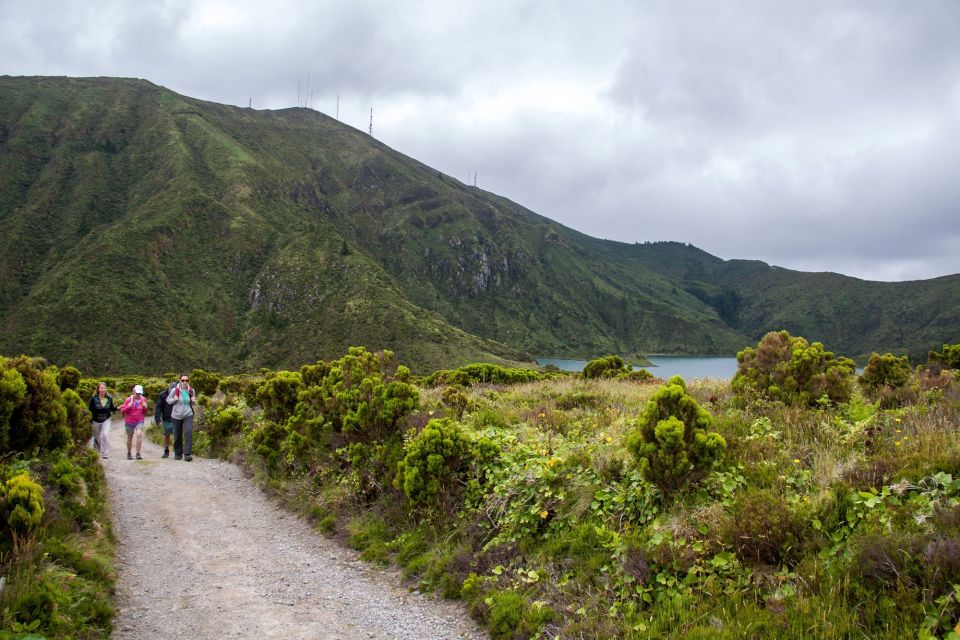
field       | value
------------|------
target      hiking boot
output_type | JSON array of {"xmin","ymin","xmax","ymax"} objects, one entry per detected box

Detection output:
[
  {"xmin": 184, "ymin": 455, "xmax": 193, "ymax": 462},
  {"xmin": 127, "ymin": 453, "xmax": 133, "ymax": 460},
  {"xmin": 102, "ymin": 454, "xmax": 109, "ymax": 459},
  {"xmin": 174, "ymin": 455, "xmax": 182, "ymax": 460},
  {"xmin": 162, "ymin": 448, "xmax": 169, "ymax": 458},
  {"xmin": 136, "ymin": 453, "xmax": 143, "ymax": 460}
]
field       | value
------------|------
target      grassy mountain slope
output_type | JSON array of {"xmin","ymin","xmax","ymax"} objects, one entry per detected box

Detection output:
[
  {"xmin": 605, "ymin": 241, "xmax": 960, "ymax": 360},
  {"xmin": 0, "ymin": 76, "xmax": 956, "ymax": 373}
]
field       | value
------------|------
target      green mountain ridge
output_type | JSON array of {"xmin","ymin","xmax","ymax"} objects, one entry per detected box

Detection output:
[{"xmin": 0, "ymin": 76, "xmax": 957, "ymax": 373}]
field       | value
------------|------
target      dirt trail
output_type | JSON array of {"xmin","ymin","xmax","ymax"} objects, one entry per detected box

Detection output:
[{"xmin": 104, "ymin": 436, "xmax": 485, "ymax": 639}]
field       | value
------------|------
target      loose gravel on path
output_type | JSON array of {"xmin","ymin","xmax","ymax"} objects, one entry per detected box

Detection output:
[{"xmin": 105, "ymin": 436, "xmax": 486, "ymax": 639}]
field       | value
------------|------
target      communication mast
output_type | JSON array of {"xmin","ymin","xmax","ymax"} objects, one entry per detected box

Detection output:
[{"xmin": 369, "ymin": 107, "xmax": 373, "ymax": 136}]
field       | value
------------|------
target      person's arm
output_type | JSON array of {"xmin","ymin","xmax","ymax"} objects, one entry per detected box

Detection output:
[
  {"xmin": 166, "ymin": 388, "xmax": 178, "ymax": 405},
  {"xmin": 88, "ymin": 396, "xmax": 96, "ymax": 414}
]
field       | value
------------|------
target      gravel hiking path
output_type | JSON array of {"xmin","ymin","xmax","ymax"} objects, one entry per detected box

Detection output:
[{"xmin": 104, "ymin": 435, "xmax": 485, "ymax": 639}]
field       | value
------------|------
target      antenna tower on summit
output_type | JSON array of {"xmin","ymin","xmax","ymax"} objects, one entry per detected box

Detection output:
[{"xmin": 369, "ymin": 107, "xmax": 373, "ymax": 136}]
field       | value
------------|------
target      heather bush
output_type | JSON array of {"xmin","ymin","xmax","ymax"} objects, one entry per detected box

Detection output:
[
  {"xmin": 582, "ymin": 355, "xmax": 629, "ymax": 379},
  {"xmin": 0, "ymin": 365, "xmax": 27, "ymax": 451},
  {"xmin": 727, "ymin": 487, "xmax": 801, "ymax": 565},
  {"xmin": 732, "ymin": 330, "xmax": 856, "ymax": 406},
  {"xmin": 859, "ymin": 353, "xmax": 912, "ymax": 392},
  {"xmin": 625, "ymin": 376, "xmax": 726, "ymax": 493},
  {"xmin": 255, "ymin": 371, "xmax": 304, "ymax": 421},
  {"xmin": 395, "ymin": 418, "xmax": 472, "ymax": 508},
  {"xmin": 61, "ymin": 388, "xmax": 91, "ymax": 446},
  {"xmin": 440, "ymin": 385, "xmax": 472, "ymax": 419},
  {"xmin": 2, "ymin": 471, "xmax": 45, "ymax": 552},
  {"xmin": 928, "ymin": 343, "xmax": 960, "ymax": 370},
  {"xmin": 2, "ymin": 356, "xmax": 70, "ymax": 453},
  {"xmin": 190, "ymin": 368, "xmax": 221, "ymax": 396},
  {"xmin": 207, "ymin": 405, "xmax": 245, "ymax": 440},
  {"xmin": 318, "ymin": 347, "xmax": 419, "ymax": 442},
  {"xmin": 56, "ymin": 365, "xmax": 81, "ymax": 391}
]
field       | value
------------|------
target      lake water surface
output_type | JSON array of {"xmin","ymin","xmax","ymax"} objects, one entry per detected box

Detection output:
[{"xmin": 536, "ymin": 355, "xmax": 739, "ymax": 380}]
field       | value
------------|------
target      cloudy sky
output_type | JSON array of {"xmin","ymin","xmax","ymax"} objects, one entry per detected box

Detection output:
[{"xmin": 3, "ymin": 0, "xmax": 959, "ymax": 281}]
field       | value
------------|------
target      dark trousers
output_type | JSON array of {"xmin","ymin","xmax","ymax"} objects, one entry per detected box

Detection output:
[{"xmin": 172, "ymin": 414, "xmax": 194, "ymax": 457}]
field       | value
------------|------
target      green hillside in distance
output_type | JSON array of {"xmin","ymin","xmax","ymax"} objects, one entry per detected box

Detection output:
[{"xmin": 0, "ymin": 76, "xmax": 957, "ymax": 373}]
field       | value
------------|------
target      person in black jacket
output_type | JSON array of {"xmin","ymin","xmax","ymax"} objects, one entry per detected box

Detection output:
[
  {"xmin": 88, "ymin": 382, "xmax": 117, "ymax": 459},
  {"xmin": 154, "ymin": 381, "xmax": 177, "ymax": 458}
]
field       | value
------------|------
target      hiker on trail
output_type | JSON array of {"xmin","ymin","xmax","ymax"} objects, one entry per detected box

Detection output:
[
  {"xmin": 167, "ymin": 373, "xmax": 197, "ymax": 462},
  {"xmin": 88, "ymin": 382, "xmax": 117, "ymax": 459},
  {"xmin": 120, "ymin": 384, "xmax": 149, "ymax": 460},
  {"xmin": 154, "ymin": 380, "xmax": 178, "ymax": 458}
]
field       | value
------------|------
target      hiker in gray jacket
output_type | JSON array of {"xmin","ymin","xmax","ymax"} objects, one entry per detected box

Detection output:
[{"xmin": 166, "ymin": 373, "xmax": 197, "ymax": 461}]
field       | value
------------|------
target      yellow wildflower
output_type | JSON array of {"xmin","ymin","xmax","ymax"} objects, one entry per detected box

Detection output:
[
  {"xmin": 540, "ymin": 510, "xmax": 549, "ymax": 519},
  {"xmin": 606, "ymin": 436, "xmax": 613, "ymax": 443},
  {"xmin": 793, "ymin": 459, "xmax": 801, "ymax": 464},
  {"xmin": 895, "ymin": 441, "xmax": 902, "ymax": 447}
]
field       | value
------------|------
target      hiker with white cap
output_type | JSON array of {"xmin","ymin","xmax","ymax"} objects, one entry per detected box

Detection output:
[{"xmin": 120, "ymin": 384, "xmax": 149, "ymax": 460}]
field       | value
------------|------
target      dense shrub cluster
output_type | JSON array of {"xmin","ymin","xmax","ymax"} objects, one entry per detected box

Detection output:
[
  {"xmin": 582, "ymin": 355, "xmax": 629, "ymax": 379},
  {"xmin": 581, "ymin": 355, "xmax": 653, "ymax": 382},
  {"xmin": 928, "ymin": 343, "xmax": 960, "ymax": 371},
  {"xmin": 1, "ymin": 356, "xmax": 71, "ymax": 453},
  {"xmin": 0, "ymin": 355, "xmax": 115, "ymax": 638},
  {"xmin": 732, "ymin": 330, "xmax": 856, "ymax": 406},
  {"xmin": 423, "ymin": 363, "xmax": 544, "ymax": 387},
  {"xmin": 626, "ymin": 375, "xmax": 726, "ymax": 493}
]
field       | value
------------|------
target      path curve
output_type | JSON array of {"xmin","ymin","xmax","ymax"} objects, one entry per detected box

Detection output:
[{"xmin": 105, "ymin": 436, "xmax": 485, "ymax": 639}]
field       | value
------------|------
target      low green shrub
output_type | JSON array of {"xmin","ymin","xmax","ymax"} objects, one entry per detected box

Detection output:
[
  {"xmin": 727, "ymin": 487, "xmax": 801, "ymax": 565},
  {"xmin": 626, "ymin": 376, "xmax": 726, "ymax": 493},
  {"xmin": 396, "ymin": 418, "xmax": 472, "ymax": 508},
  {"xmin": 190, "ymin": 368, "xmax": 222, "ymax": 396}
]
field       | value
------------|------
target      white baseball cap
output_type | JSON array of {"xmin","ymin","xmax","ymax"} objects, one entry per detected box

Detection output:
[{"xmin": 133, "ymin": 384, "xmax": 144, "ymax": 394}]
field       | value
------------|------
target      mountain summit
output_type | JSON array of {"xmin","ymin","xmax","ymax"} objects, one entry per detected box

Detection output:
[{"xmin": 1, "ymin": 76, "xmax": 957, "ymax": 373}]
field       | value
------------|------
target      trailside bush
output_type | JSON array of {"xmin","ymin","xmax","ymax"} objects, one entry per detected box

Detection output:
[
  {"xmin": 0, "ymin": 365, "xmax": 27, "ymax": 452},
  {"xmin": 255, "ymin": 371, "xmax": 304, "ymax": 422},
  {"xmin": 626, "ymin": 376, "xmax": 725, "ymax": 493},
  {"xmin": 61, "ymin": 388, "xmax": 91, "ymax": 446},
  {"xmin": 582, "ymin": 355, "xmax": 629, "ymax": 379},
  {"xmin": 207, "ymin": 405, "xmax": 245, "ymax": 440},
  {"xmin": 732, "ymin": 330, "xmax": 856, "ymax": 406},
  {"xmin": 2, "ymin": 471, "xmax": 45, "ymax": 551},
  {"xmin": 395, "ymin": 418, "xmax": 471, "ymax": 508},
  {"xmin": 316, "ymin": 348, "xmax": 419, "ymax": 442},
  {"xmin": 3, "ymin": 356, "xmax": 70, "ymax": 453},
  {"xmin": 190, "ymin": 369, "xmax": 221, "ymax": 396}
]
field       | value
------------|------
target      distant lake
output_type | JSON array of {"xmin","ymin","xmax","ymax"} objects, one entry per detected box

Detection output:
[{"xmin": 536, "ymin": 355, "xmax": 739, "ymax": 380}]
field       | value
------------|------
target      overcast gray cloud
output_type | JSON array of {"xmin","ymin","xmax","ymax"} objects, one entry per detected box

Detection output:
[{"xmin": 2, "ymin": 0, "xmax": 958, "ymax": 281}]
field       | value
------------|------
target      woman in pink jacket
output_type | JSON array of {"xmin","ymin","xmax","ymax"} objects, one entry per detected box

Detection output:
[{"xmin": 120, "ymin": 384, "xmax": 149, "ymax": 460}]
